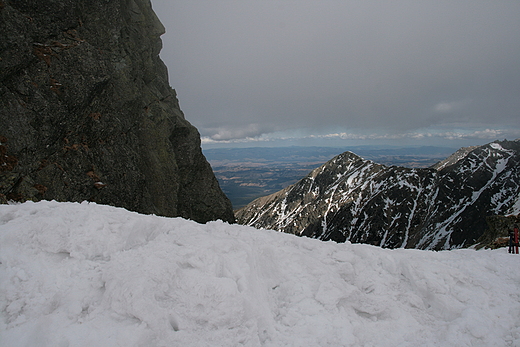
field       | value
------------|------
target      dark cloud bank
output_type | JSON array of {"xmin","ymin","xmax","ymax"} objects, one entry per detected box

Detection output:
[{"xmin": 152, "ymin": 0, "xmax": 520, "ymax": 148}]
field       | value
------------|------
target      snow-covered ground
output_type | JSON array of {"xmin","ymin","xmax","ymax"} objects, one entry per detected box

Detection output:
[{"xmin": 1, "ymin": 201, "xmax": 519, "ymax": 347}]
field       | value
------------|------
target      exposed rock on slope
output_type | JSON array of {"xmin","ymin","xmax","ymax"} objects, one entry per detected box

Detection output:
[
  {"xmin": 236, "ymin": 140, "xmax": 520, "ymax": 250},
  {"xmin": 430, "ymin": 145, "xmax": 479, "ymax": 171},
  {"xmin": 474, "ymin": 214, "xmax": 520, "ymax": 249},
  {"xmin": 0, "ymin": 0, "xmax": 234, "ymax": 223}
]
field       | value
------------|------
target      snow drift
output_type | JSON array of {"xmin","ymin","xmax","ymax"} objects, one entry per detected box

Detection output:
[{"xmin": 1, "ymin": 201, "xmax": 519, "ymax": 346}]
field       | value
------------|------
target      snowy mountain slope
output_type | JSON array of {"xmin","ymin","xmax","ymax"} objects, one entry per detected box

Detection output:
[
  {"xmin": 430, "ymin": 145, "xmax": 479, "ymax": 171},
  {"xmin": 1, "ymin": 201, "xmax": 519, "ymax": 346},
  {"xmin": 236, "ymin": 140, "xmax": 520, "ymax": 250}
]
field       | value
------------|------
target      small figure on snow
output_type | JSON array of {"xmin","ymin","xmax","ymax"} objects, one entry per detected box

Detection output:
[{"xmin": 508, "ymin": 224, "xmax": 519, "ymax": 254}]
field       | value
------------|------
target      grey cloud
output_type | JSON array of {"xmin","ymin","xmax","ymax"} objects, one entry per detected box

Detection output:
[
  {"xmin": 153, "ymin": 0, "xmax": 520, "ymax": 145},
  {"xmin": 202, "ymin": 123, "xmax": 276, "ymax": 141}
]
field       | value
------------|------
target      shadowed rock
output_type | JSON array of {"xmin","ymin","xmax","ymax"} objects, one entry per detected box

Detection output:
[{"xmin": 0, "ymin": 0, "xmax": 234, "ymax": 223}]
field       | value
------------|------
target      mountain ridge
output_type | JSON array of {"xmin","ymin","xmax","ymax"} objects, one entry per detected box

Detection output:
[
  {"xmin": 236, "ymin": 139, "xmax": 520, "ymax": 249},
  {"xmin": 430, "ymin": 145, "xmax": 480, "ymax": 171},
  {"xmin": 204, "ymin": 145, "xmax": 456, "ymax": 209}
]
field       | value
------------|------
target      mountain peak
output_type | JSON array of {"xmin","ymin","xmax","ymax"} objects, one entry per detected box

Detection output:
[{"xmin": 237, "ymin": 140, "xmax": 520, "ymax": 249}]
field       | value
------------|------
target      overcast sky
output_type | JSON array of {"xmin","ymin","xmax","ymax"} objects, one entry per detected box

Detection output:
[{"xmin": 151, "ymin": 0, "xmax": 520, "ymax": 148}]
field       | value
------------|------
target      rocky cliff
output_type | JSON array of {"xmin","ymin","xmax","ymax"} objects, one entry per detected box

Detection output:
[
  {"xmin": 0, "ymin": 0, "xmax": 234, "ymax": 223},
  {"xmin": 236, "ymin": 140, "xmax": 520, "ymax": 250}
]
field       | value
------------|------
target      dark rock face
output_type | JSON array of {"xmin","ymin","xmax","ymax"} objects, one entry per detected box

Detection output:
[
  {"xmin": 430, "ymin": 145, "xmax": 479, "ymax": 171},
  {"xmin": 475, "ymin": 214, "xmax": 520, "ymax": 249},
  {"xmin": 236, "ymin": 140, "xmax": 520, "ymax": 250},
  {"xmin": 0, "ymin": 0, "xmax": 234, "ymax": 223}
]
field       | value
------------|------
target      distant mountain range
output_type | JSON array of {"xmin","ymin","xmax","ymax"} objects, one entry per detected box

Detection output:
[{"xmin": 235, "ymin": 140, "xmax": 520, "ymax": 250}]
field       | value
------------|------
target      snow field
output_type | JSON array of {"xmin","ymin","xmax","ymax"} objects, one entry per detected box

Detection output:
[{"xmin": 1, "ymin": 201, "xmax": 519, "ymax": 346}]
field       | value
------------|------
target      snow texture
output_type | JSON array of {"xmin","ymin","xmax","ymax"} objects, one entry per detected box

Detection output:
[{"xmin": 1, "ymin": 201, "xmax": 520, "ymax": 346}]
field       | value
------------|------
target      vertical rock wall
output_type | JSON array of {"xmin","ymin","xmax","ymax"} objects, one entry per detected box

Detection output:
[{"xmin": 0, "ymin": 0, "xmax": 235, "ymax": 223}]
